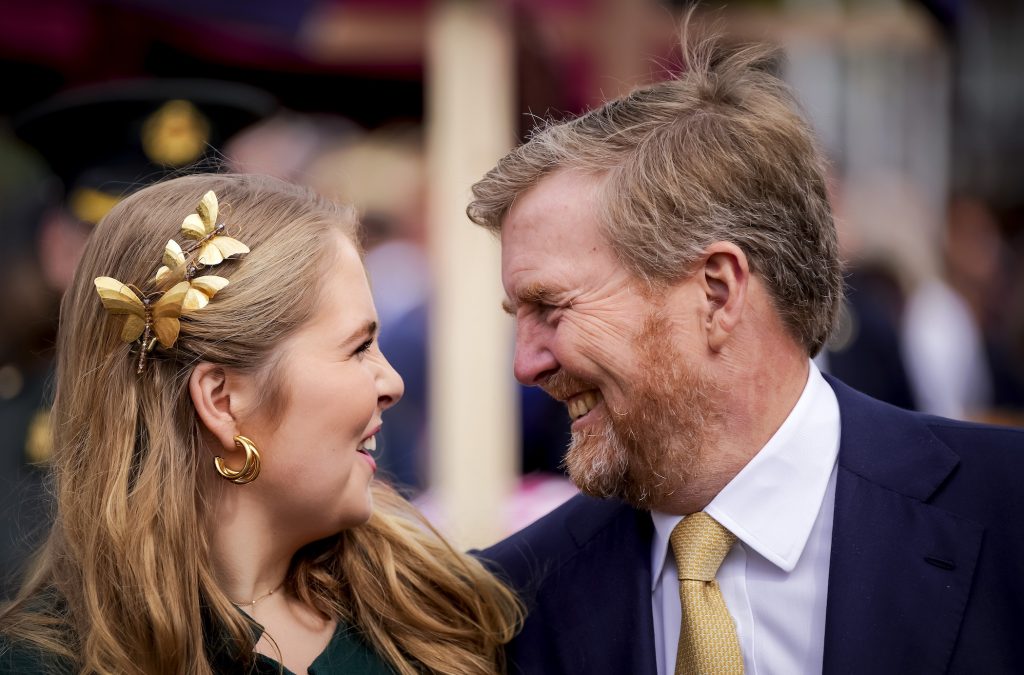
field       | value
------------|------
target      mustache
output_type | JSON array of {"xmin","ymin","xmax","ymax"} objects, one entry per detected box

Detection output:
[{"xmin": 541, "ymin": 371, "xmax": 595, "ymax": 401}]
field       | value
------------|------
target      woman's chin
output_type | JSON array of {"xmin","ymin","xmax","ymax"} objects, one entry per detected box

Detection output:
[{"xmin": 336, "ymin": 498, "xmax": 375, "ymax": 532}]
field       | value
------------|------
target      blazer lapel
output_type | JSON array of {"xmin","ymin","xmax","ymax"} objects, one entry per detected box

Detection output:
[
  {"xmin": 822, "ymin": 378, "xmax": 984, "ymax": 675},
  {"xmin": 552, "ymin": 502, "xmax": 658, "ymax": 675}
]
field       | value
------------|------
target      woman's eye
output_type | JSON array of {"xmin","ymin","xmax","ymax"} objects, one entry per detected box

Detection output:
[{"xmin": 355, "ymin": 338, "xmax": 374, "ymax": 356}]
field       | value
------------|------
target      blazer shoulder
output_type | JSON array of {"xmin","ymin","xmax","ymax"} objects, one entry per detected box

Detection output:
[
  {"xmin": 831, "ymin": 374, "xmax": 1024, "ymax": 518},
  {"xmin": 855, "ymin": 388, "xmax": 1024, "ymax": 465},
  {"xmin": 924, "ymin": 416, "xmax": 1024, "ymax": 520},
  {"xmin": 829, "ymin": 373, "xmax": 1024, "ymax": 456},
  {"xmin": 923, "ymin": 415, "xmax": 1024, "ymax": 453},
  {"xmin": 479, "ymin": 493, "xmax": 643, "ymax": 588}
]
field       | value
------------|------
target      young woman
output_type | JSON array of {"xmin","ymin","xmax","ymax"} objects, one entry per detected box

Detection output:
[{"xmin": 0, "ymin": 174, "xmax": 521, "ymax": 674}]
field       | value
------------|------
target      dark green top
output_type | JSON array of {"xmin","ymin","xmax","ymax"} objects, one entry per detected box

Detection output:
[
  {"xmin": 0, "ymin": 621, "xmax": 397, "ymax": 674},
  {"xmin": 251, "ymin": 621, "xmax": 397, "ymax": 675},
  {"xmin": 0, "ymin": 639, "xmax": 71, "ymax": 675}
]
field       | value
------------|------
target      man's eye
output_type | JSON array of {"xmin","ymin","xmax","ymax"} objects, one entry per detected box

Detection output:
[{"xmin": 538, "ymin": 303, "xmax": 562, "ymax": 322}]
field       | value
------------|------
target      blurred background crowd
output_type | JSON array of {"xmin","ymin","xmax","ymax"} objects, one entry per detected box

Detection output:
[{"xmin": 1, "ymin": 0, "xmax": 1023, "ymax": 594}]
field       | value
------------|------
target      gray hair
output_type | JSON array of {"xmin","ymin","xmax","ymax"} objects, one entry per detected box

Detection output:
[{"xmin": 468, "ymin": 36, "xmax": 841, "ymax": 355}]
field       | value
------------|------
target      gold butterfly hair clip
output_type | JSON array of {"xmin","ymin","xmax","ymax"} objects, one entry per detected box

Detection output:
[{"xmin": 94, "ymin": 190, "xmax": 249, "ymax": 373}]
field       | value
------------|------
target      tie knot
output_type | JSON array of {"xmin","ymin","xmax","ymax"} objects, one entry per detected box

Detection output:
[{"xmin": 670, "ymin": 512, "xmax": 737, "ymax": 582}]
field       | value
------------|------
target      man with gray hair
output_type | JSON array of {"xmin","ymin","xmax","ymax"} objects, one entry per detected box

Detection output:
[{"xmin": 473, "ymin": 36, "xmax": 1023, "ymax": 674}]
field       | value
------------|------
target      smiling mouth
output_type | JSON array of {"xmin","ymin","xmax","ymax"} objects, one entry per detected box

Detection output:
[
  {"xmin": 356, "ymin": 435, "xmax": 377, "ymax": 455},
  {"xmin": 356, "ymin": 435, "xmax": 377, "ymax": 472},
  {"xmin": 567, "ymin": 390, "xmax": 603, "ymax": 421}
]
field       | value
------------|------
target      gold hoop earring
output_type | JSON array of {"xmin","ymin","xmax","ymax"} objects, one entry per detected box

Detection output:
[{"xmin": 214, "ymin": 435, "xmax": 261, "ymax": 485}]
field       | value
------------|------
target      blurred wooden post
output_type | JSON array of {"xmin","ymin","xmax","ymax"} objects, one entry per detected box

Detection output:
[{"xmin": 425, "ymin": 0, "xmax": 517, "ymax": 549}]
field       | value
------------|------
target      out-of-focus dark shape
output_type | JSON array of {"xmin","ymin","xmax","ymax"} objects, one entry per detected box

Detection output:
[
  {"xmin": 14, "ymin": 79, "xmax": 276, "ymax": 226},
  {"xmin": 824, "ymin": 266, "xmax": 918, "ymax": 411},
  {"xmin": 0, "ymin": 135, "xmax": 59, "ymax": 599}
]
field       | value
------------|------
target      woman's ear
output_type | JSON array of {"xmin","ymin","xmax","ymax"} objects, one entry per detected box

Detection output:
[{"xmin": 189, "ymin": 362, "xmax": 244, "ymax": 452}]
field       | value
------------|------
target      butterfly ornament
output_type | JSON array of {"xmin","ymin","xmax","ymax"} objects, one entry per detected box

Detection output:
[
  {"xmin": 179, "ymin": 190, "xmax": 249, "ymax": 266},
  {"xmin": 94, "ymin": 278, "xmax": 191, "ymax": 373},
  {"xmin": 94, "ymin": 190, "xmax": 248, "ymax": 373},
  {"xmin": 154, "ymin": 238, "xmax": 230, "ymax": 311}
]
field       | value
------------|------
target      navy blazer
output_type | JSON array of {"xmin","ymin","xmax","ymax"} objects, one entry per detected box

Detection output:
[{"xmin": 482, "ymin": 377, "xmax": 1024, "ymax": 674}]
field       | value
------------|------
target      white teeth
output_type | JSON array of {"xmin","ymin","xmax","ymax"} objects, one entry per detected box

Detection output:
[
  {"xmin": 360, "ymin": 435, "xmax": 377, "ymax": 452},
  {"xmin": 567, "ymin": 391, "xmax": 602, "ymax": 421}
]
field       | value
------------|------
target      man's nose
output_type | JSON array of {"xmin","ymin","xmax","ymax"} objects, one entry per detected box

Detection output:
[{"xmin": 513, "ymin": 317, "xmax": 559, "ymax": 385}]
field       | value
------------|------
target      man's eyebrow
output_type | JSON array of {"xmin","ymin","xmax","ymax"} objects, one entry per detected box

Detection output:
[{"xmin": 501, "ymin": 284, "xmax": 561, "ymax": 315}]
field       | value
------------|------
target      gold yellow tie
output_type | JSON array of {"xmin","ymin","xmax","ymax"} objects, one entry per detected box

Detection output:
[{"xmin": 670, "ymin": 512, "xmax": 743, "ymax": 675}]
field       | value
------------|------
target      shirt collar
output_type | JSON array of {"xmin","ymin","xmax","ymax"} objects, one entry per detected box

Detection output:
[{"xmin": 651, "ymin": 361, "xmax": 841, "ymax": 586}]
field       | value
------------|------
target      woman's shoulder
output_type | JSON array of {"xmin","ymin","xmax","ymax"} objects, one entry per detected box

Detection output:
[
  {"xmin": 0, "ymin": 589, "xmax": 75, "ymax": 674},
  {"xmin": 0, "ymin": 635, "xmax": 74, "ymax": 675}
]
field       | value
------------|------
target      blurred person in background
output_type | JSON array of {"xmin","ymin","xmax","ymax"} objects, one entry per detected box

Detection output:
[
  {"xmin": 471, "ymin": 33, "xmax": 1024, "ymax": 674},
  {"xmin": 306, "ymin": 126, "xmax": 433, "ymax": 491},
  {"xmin": 0, "ymin": 79, "xmax": 275, "ymax": 596},
  {"xmin": 0, "ymin": 173, "xmax": 521, "ymax": 674},
  {"xmin": 815, "ymin": 172, "xmax": 918, "ymax": 411},
  {"xmin": 903, "ymin": 194, "xmax": 1024, "ymax": 424},
  {"xmin": 227, "ymin": 111, "xmax": 362, "ymax": 186}
]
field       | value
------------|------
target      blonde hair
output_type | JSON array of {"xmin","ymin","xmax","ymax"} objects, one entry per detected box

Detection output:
[
  {"xmin": 468, "ymin": 34, "xmax": 841, "ymax": 355},
  {"xmin": 0, "ymin": 173, "xmax": 521, "ymax": 674}
]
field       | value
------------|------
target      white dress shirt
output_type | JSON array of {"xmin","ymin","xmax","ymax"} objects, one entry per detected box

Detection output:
[{"xmin": 651, "ymin": 362, "xmax": 841, "ymax": 675}]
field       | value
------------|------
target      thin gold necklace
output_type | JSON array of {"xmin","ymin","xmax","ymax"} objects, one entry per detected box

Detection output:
[{"xmin": 231, "ymin": 582, "xmax": 284, "ymax": 610}]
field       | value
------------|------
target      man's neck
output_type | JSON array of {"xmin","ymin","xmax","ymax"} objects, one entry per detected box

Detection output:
[{"xmin": 654, "ymin": 352, "xmax": 810, "ymax": 515}]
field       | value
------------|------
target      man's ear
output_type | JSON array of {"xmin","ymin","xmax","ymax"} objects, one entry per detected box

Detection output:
[
  {"xmin": 189, "ymin": 362, "xmax": 245, "ymax": 453},
  {"xmin": 699, "ymin": 241, "xmax": 749, "ymax": 352}
]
